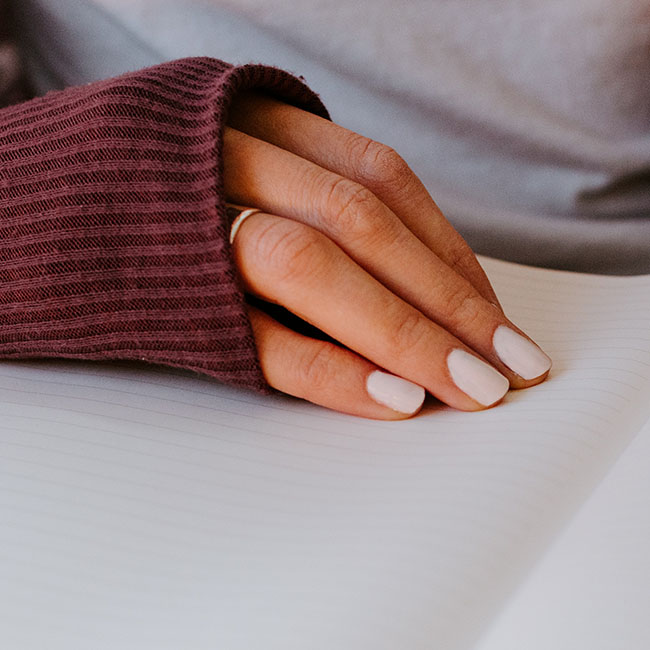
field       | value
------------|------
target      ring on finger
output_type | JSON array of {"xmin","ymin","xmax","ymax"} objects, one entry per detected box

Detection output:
[{"xmin": 226, "ymin": 203, "xmax": 263, "ymax": 244}]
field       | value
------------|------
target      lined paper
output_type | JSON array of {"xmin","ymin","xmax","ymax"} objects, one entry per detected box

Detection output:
[
  {"xmin": 475, "ymin": 417, "xmax": 650, "ymax": 650},
  {"xmin": 0, "ymin": 257, "xmax": 649, "ymax": 650}
]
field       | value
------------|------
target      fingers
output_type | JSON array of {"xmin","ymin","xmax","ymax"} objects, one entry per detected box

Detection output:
[
  {"xmin": 223, "ymin": 129, "xmax": 551, "ymax": 389},
  {"xmin": 233, "ymin": 211, "xmax": 516, "ymax": 411},
  {"xmin": 227, "ymin": 92, "xmax": 499, "ymax": 306},
  {"xmin": 248, "ymin": 306, "xmax": 425, "ymax": 420}
]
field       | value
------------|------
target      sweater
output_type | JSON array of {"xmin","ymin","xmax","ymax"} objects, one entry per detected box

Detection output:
[{"xmin": 0, "ymin": 57, "xmax": 328, "ymax": 391}]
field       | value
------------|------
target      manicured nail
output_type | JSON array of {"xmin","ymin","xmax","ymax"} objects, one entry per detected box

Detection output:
[
  {"xmin": 366, "ymin": 370, "xmax": 425, "ymax": 414},
  {"xmin": 447, "ymin": 349, "xmax": 509, "ymax": 406},
  {"xmin": 493, "ymin": 325, "xmax": 552, "ymax": 380}
]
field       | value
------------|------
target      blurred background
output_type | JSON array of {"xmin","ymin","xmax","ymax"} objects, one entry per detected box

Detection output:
[{"xmin": 3, "ymin": 0, "xmax": 650, "ymax": 273}]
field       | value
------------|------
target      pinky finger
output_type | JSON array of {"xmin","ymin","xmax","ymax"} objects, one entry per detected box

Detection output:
[{"xmin": 247, "ymin": 305, "xmax": 425, "ymax": 420}]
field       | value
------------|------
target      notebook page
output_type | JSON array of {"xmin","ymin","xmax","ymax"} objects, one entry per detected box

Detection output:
[
  {"xmin": 474, "ymin": 416, "xmax": 650, "ymax": 650},
  {"xmin": 0, "ymin": 258, "xmax": 649, "ymax": 650}
]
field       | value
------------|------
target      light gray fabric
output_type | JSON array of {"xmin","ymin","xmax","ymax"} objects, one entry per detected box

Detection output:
[{"xmin": 12, "ymin": 0, "xmax": 650, "ymax": 273}]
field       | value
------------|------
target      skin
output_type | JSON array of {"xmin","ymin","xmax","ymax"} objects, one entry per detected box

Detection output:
[{"xmin": 223, "ymin": 93, "xmax": 551, "ymax": 419}]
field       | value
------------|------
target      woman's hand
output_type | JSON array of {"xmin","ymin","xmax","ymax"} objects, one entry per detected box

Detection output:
[{"xmin": 224, "ymin": 93, "xmax": 551, "ymax": 419}]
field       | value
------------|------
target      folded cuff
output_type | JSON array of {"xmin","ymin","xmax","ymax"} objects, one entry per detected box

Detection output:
[{"xmin": 0, "ymin": 57, "xmax": 329, "ymax": 392}]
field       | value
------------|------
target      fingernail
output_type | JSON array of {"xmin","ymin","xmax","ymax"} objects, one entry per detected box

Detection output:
[
  {"xmin": 447, "ymin": 349, "xmax": 509, "ymax": 406},
  {"xmin": 493, "ymin": 325, "xmax": 552, "ymax": 380},
  {"xmin": 366, "ymin": 370, "xmax": 425, "ymax": 414}
]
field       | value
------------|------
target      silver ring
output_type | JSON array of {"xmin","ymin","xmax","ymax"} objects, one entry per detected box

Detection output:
[{"xmin": 226, "ymin": 204, "xmax": 262, "ymax": 244}]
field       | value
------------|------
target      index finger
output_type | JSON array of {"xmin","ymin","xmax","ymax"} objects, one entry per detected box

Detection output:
[{"xmin": 227, "ymin": 91, "xmax": 500, "ymax": 307}]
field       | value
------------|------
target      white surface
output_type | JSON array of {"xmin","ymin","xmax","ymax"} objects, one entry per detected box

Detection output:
[
  {"xmin": 0, "ymin": 259, "xmax": 649, "ymax": 649},
  {"xmin": 476, "ymin": 420, "xmax": 650, "ymax": 650}
]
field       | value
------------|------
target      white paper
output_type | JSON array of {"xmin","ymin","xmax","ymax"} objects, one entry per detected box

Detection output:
[
  {"xmin": 0, "ymin": 258, "xmax": 649, "ymax": 650},
  {"xmin": 476, "ymin": 415, "xmax": 650, "ymax": 650}
]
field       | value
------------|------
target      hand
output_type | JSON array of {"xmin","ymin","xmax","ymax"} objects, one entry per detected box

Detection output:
[{"xmin": 224, "ymin": 93, "xmax": 551, "ymax": 419}]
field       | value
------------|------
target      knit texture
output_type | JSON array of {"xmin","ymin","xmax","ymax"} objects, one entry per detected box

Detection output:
[{"xmin": 0, "ymin": 57, "xmax": 329, "ymax": 391}]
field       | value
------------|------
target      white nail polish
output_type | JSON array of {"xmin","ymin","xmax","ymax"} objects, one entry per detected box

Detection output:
[
  {"xmin": 366, "ymin": 371, "xmax": 425, "ymax": 414},
  {"xmin": 447, "ymin": 349, "xmax": 509, "ymax": 406},
  {"xmin": 493, "ymin": 325, "xmax": 552, "ymax": 380}
]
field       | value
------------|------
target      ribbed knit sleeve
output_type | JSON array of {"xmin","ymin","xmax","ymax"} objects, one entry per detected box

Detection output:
[{"xmin": 0, "ymin": 57, "xmax": 329, "ymax": 391}]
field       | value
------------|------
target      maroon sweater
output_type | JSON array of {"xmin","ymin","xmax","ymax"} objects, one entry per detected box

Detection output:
[{"xmin": 0, "ymin": 57, "xmax": 328, "ymax": 391}]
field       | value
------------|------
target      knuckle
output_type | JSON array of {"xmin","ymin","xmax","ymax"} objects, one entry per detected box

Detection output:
[
  {"xmin": 445, "ymin": 246, "xmax": 470, "ymax": 276},
  {"xmin": 298, "ymin": 341, "xmax": 339, "ymax": 392},
  {"xmin": 325, "ymin": 177, "xmax": 378, "ymax": 235},
  {"xmin": 323, "ymin": 176, "xmax": 384, "ymax": 241},
  {"xmin": 443, "ymin": 237, "xmax": 477, "ymax": 278},
  {"xmin": 441, "ymin": 289, "xmax": 485, "ymax": 329},
  {"xmin": 390, "ymin": 309, "xmax": 430, "ymax": 356},
  {"xmin": 248, "ymin": 218, "xmax": 325, "ymax": 284},
  {"xmin": 352, "ymin": 137, "xmax": 411, "ymax": 190}
]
